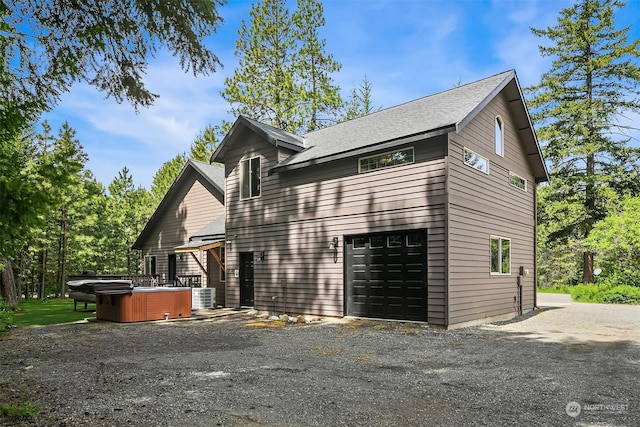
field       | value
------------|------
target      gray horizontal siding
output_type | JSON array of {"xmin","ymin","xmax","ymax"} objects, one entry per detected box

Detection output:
[
  {"xmin": 446, "ymin": 93, "xmax": 536, "ymax": 326},
  {"xmin": 225, "ymin": 137, "xmax": 447, "ymax": 322}
]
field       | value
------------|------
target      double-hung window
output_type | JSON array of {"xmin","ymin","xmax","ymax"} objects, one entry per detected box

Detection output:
[
  {"xmin": 240, "ymin": 156, "xmax": 261, "ymax": 199},
  {"xmin": 490, "ymin": 236, "xmax": 511, "ymax": 275}
]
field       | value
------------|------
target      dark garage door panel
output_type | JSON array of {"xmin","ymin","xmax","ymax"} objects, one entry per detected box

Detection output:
[{"xmin": 345, "ymin": 230, "xmax": 427, "ymax": 321}]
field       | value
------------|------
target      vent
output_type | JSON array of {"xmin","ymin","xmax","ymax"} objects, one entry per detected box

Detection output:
[{"xmin": 192, "ymin": 288, "xmax": 216, "ymax": 310}]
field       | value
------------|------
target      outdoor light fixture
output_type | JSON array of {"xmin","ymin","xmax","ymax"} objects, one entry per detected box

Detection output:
[
  {"xmin": 329, "ymin": 236, "xmax": 339, "ymax": 250},
  {"xmin": 330, "ymin": 237, "xmax": 339, "ymax": 264}
]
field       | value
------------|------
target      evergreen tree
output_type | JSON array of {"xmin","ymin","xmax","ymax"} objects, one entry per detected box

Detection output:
[
  {"xmin": 106, "ymin": 168, "xmax": 152, "ymax": 274},
  {"xmin": 222, "ymin": 0, "xmax": 298, "ymax": 131},
  {"xmin": 221, "ymin": 0, "xmax": 342, "ymax": 133},
  {"xmin": 150, "ymin": 154, "xmax": 187, "ymax": 208},
  {"xmin": 528, "ymin": 0, "xmax": 640, "ymax": 284},
  {"xmin": 292, "ymin": 0, "xmax": 342, "ymax": 131},
  {"xmin": 342, "ymin": 75, "xmax": 379, "ymax": 121},
  {"xmin": 190, "ymin": 125, "xmax": 222, "ymax": 162}
]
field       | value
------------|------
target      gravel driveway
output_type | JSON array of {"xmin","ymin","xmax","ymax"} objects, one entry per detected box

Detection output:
[{"xmin": 1, "ymin": 294, "xmax": 638, "ymax": 426}]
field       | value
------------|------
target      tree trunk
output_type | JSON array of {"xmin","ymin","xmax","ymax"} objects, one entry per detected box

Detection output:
[
  {"xmin": 1, "ymin": 257, "xmax": 18, "ymax": 306},
  {"xmin": 583, "ymin": 251, "xmax": 594, "ymax": 284}
]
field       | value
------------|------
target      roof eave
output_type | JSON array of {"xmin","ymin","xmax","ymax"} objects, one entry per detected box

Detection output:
[{"xmin": 270, "ymin": 125, "xmax": 455, "ymax": 174}]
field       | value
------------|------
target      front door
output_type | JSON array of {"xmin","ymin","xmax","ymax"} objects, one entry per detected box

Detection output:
[{"xmin": 239, "ymin": 252, "xmax": 254, "ymax": 306}]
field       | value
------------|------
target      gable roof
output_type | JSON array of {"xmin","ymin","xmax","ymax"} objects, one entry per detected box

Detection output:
[
  {"xmin": 132, "ymin": 159, "xmax": 225, "ymax": 249},
  {"xmin": 212, "ymin": 70, "xmax": 549, "ymax": 183},
  {"xmin": 211, "ymin": 115, "xmax": 305, "ymax": 163}
]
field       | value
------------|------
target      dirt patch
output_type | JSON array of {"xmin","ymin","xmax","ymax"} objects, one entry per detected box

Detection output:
[{"xmin": 0, "ymin": 298, "xmax": 638, "ymax": 426}]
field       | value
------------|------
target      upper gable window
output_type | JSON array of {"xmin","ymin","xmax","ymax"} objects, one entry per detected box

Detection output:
[
  {"xmin": 495, "ymin": 116, "xmax": 504, "ymax": 156},
  {"xmin": 240, "ymin": 156, "xmax": 261, "ymax": 199},
  {"xmin": 358, "ymin": 147, "xmax": 414, "ymax": 173},
  {"xmin": 463, "ymin": 147, "xmax": 489, "ymax": 174}
]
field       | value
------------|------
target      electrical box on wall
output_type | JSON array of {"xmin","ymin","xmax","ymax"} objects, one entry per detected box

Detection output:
[{"xmin": 234, "ymin": 270, "xmax": 239, "ymax": 277}]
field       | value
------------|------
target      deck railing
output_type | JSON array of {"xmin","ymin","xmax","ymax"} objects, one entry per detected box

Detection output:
[{"xmin": 174, "ymin": 275, "xmax": 202, "ymax": 288}]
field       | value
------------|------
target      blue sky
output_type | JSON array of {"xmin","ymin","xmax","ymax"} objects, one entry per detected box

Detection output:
[{"xmin": 42, "ymin": 0, "xmax": 640, "ymax": 189}]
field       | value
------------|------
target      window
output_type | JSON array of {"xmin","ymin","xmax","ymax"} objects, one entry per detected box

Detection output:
[
  {"xmin": 370, "ymin": 236, "xmax": 384, "ymax": 249},
  {"xmin": 387, "ymin": 235, "xmax": 403, "ymax": 248},
  {"xmin": 407, "ymin": 233, "xmax": 423, "ymax": 247},
  {"xmin": 144, "ymin": 255, "xmax": 156, "ymax": 275},
  {"xmin": 490, "ymin": 236, "xmax": 511, "ymax": 275},
  {"xmin": 359, "ymin": 147, "xmax": 414, "ymax": 173},
  {"xmin": 219, "ymin": 247, "xmax": 226, "ymax": 282},
  {"xmin": 353, "ymin": 237, "xmax": 367, "ymax": 249},
  {"xmin": 495, "ymin": 116, "xmax": 504, "ymax": 156},
  {"xmin": 240, "ymin": 156, "xmax": 261, "ymax": 199},
  {"xmin": 463, "ymin": 148, "xmax": 489, "ymax": 173},
  {"xmin": 509, "ymin": 172, "xmax": 527, "ymax": 191}
]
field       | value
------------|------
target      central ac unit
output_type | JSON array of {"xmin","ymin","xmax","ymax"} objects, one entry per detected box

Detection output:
[{"xmin": 192, "ymin": 288, "xmax": 216, "ymax": 309}]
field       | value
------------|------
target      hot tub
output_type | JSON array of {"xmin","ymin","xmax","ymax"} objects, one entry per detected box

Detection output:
[{"xmin": 95, "ymin": 287, "xmax": 192, "ymax": 323}]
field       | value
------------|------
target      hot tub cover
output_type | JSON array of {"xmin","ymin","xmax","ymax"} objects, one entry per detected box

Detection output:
[{"xmin": 67, "ymin": 279, "xmax": 133, "ymax": 294}]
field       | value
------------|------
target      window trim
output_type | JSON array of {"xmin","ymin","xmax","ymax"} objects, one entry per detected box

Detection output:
[
  {"xmin": 495, "ymin": 115, "xmax": 504, "ymax": 157},
  {"xmin": 240, "ymin": 156, "xmax": 261, "ymax": 200},
  {"xmin": 490, "ymin": 235, "xmax": 511, "ymax": 275},
  {"xmin": 509, "ymin": 171, "xmax": 527, "ymax": 192},
  {"xmin": 463, "ymin": 147, "xmax": 489, "ymax": 174},
  {"xmin": 358, "ymin": 147, "xmax": 415, "ymax": 174}
]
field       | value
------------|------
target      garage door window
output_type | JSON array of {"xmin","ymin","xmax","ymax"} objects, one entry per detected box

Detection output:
[
  {"xmin": 388, "ymin": 235, "xmax": 403, "ymax": 247},
  {"xmin": 407, "ymin": 233, "xmax": 423, "ymax": 247}
]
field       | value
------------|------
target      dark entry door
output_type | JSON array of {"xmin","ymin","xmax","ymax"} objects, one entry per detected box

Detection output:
[
  {"xmin": 168, "ymin": 254, "xmax": 176, "ymax": 283},
  {"xmin": 239, "ymin": 252, "xmax": 254, "ymax": 306},
  {"xmin": 345, "ymin": 229, "xmax": 427, "ymax": 321}
]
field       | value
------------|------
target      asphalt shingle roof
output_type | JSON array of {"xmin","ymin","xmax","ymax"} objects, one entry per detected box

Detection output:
[{"xmin": 278, "ymin": 70, "xmax": 514, "ymax": 168}]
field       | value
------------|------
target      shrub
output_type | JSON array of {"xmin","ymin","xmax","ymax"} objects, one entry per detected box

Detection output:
[
  {"xmin": 569, "ymin": 284, "xmax": 640, "ymax": 304},
  {"xmin": 0, "ymin": 297, "xmax": 15, "ymax": 332},
  {"xmin": 537, "ymin": 285, "xmax": 571, "ymax": 294}
]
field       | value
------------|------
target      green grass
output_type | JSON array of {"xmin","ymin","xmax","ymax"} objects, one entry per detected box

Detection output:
[
  {"xmin": 0, "ymin": 402, "xmax": 40, "ymax": 421},
  {"xmin": 14, "ymin": 298, "xmax": 95, "ymax": 327},
  {"xmin": 537, "ymin": 285, "xmax": 571, "ymax": 294}
]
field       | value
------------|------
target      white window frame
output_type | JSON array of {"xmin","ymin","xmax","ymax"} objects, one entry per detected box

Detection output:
[
  {"xmin": 490, "ymin": 236, "xmax": 511, "ymax": 275},
  {"xmin": 463, "ymin": 147, "xmax": 489, "ymax": 174},
  {"xmin": 509, "ymin": 171, "xmax": 527, "ymax": 192},
  {"xmin": 495, "ymin": 115, "xmax": 504, "ymax": 157},
  {"xmin": 358, "ymin": 147, "xmax": 414, "ymax": 173},
  {"xmin": 144, "ymin": 255, "xmax": 156, "ymax": 275},
  {"xmin": 240, "ymin": 156, "xmax": 261, "ymax": 200}
]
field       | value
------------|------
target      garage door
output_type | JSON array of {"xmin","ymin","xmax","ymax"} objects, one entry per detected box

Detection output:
[{"xmin": 345, "ymin": 229, "xmax": 427, "ymax": 321}]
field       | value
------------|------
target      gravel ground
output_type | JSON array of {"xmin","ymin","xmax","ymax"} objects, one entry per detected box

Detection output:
[{"xmin": 1, "ymin": 295, "xmax": 638, "ymax": 427}]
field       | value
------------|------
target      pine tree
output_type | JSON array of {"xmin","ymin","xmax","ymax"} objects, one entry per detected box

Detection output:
[
  {"xmin": 342, "ymin": 75, "xmax": 379, "ymax": 121},
  {"xmin": 221, "ymin": 0, "xmax": 342, "ymax": 133},
  {"xmin": 292, "ymin": 0, "xmax": 342, "ymax": 131},
  {"xmin": 528, "ymin": 0, "xmax": 640, "ymax": 284}
]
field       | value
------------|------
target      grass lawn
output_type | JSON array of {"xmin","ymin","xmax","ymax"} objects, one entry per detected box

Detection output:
[{"xmin": 14, "ymin": 299, "xmax": 95, "ymax": 327}]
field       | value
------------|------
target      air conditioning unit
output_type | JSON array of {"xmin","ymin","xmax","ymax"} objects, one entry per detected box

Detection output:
[{"xmin": 192, "ymin": 288, "xmax": 216, "ymax": 310}]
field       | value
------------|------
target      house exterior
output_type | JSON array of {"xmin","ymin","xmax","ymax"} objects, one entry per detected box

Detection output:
[
  {"xmin": 211, "ymin": 70, "xmax": 549, "ymax": 329},
  {"xmin": 132, "ymin": 159, "xmax": 226, "ymax": 305}
]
